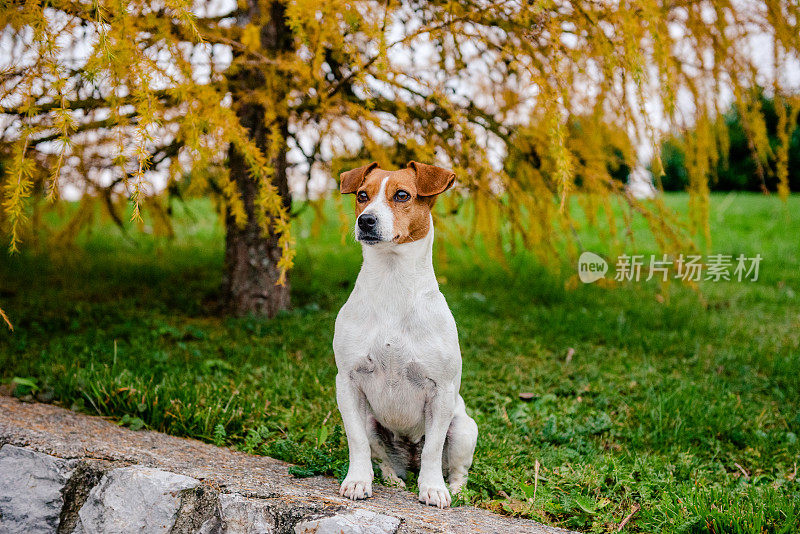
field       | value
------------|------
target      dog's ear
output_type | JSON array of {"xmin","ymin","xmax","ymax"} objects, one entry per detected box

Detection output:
[
  {"xmin": 339, "ymin": 162, "xmax": 379, "ymax": 194},
  {"xmin": 407, "ymin": 161, "xmax": 456, "ymax": 197}
]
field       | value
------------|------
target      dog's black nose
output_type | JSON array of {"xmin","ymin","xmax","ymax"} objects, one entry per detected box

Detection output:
[{"xmin": 358, "ymin": 213, "xmax": 377, "ymax": 231}]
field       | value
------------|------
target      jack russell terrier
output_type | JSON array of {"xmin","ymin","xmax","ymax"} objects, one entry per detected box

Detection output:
[{"xmin": 333, "ymin": 161, "xmax": 478, "ymax": 508}]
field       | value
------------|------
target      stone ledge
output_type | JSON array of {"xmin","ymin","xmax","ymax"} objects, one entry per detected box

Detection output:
[{"xmin": 0, "ymin": 396, "xmax": 576, "ymax": 534}]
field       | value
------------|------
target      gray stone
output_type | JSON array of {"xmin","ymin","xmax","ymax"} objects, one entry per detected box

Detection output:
[
  {"xmin": 199, "ymin": 493, "xmax": 276, "ymax": 534},
  {"xmin": 294, "ymin": 509, "xmax": 401, "ymax": 534},
  {"xmin": 58, "ymin": 460, "xmax": 114, "ymax": 534},
  {"xmin": 72, "ymin": 466, "xmax": 199, "ymax": 534},
  {"xmin": 0, "ymin": 444, "xmax": 77, "ymax": 534},
  {"xmin": 171, "ymin": 484, "xmax": 220, "ymax": 534}
]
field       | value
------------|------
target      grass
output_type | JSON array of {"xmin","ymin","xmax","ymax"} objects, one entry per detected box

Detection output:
[{"xmin": 1, "ymin": 192, "xmax": 799, "ymax": 533}]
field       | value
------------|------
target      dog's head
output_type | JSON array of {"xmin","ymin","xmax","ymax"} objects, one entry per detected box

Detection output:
[{"xmin": 339, "ymin": 162, "xmax": 456, "ymax": 246}]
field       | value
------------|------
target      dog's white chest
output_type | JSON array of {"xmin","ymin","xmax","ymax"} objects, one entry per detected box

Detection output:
[
  {"xmin": 353, "ymin": 331, "xmax": 431, "ymax": 437},
  {"xmin": 334, "ymin": 287, "xmax": 460, "ymax": 440}
]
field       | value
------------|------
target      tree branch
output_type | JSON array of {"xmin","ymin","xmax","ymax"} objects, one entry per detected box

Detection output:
[
  {"xmin": 29, "ymin": 112, "xmax": 139, "ymax": 146},
  {"xmin": 1, "ymin": 91, "xmax": 177, "ymax": 117}
]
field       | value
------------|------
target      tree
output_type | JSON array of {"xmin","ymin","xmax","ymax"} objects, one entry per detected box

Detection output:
[
  {"xmin": 2, "ymin": 1, "xmax": 800, "ymax": 319},
  {"xmin": 658, "ymin": 90, "xmax": 800, "ymax": 193},
  {"xmin": 507, "ymin": 113, "xmax": 635, "ymax": 189}
]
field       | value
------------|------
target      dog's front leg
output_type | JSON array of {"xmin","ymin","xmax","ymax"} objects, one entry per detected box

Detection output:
[
  {"xmin": 336, "ymin": 372, "xmax": 373, "ymax": 500},
  {"xmin": 418, "ymin": 385, "xmax": 455, "ymax": 508}
]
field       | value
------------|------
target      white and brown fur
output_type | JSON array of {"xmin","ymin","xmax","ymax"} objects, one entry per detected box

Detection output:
[{"xmin": 333, "ymin": 161, "xmax": 478, "ymax": 508}]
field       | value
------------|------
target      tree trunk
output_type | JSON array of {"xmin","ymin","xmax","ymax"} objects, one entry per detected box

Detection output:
[{"xmin": 222, "ymin": 1, "xmax": 293, "ymax": 317}]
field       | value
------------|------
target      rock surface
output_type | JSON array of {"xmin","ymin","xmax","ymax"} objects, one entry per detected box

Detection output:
[
  {"xmin": 0, "ymin": 444, "xmax": 77, "ymax": 534},
  {"xmin": 199, "ymin": 493, "xmax": 277, "ymax": 534},
  {"xmin": 294, "ymin": 509, "xmax": 402, "ymax": 534},
  {"xmin": 73, "ymin": 466, "xmax": 200, "ymax": 533},
  {"xmin": 0, "ymin": 395, "xmax": 576, "ymax": 534}
]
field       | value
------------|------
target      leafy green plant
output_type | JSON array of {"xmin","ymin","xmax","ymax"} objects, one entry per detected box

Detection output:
[
  {"xmin": 212, "ymin": 424, "xmax": 227, "ymax": 447},
  {"xmin": 118, "ymin": 414, "xmax": 146, "ymax": 431},
  {"xmin": 11, "ymin": 376, "xmax": 39, "ymax": 396}
]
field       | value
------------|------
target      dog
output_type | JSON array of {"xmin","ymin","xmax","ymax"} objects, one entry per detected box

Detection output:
[{"xmin": 333, "ymin": 161, "xmax": 478, "ymax": 508}]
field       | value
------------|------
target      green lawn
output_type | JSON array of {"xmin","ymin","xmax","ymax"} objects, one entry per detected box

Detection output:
[{"xmin": 1, "ymin": 193, "xmax": 798, "ymax": 533}]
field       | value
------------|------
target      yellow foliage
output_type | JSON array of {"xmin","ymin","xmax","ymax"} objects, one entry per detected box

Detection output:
[{"xmin": 1, "ymin": 0, "xmax": 799, "ymax": 284}]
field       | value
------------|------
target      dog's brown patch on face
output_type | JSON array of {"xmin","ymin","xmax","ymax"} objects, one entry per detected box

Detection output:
[
  {"xmin": 355, "ymin": 169, "xmax": 434, "ymax": 244},
  {"xmin": 353, "ymin": 169, "xmax": 386, "ymax": 218},
  {"xmin": 386, "ymin": 169, "xmax": 435, "ymax": 243}
]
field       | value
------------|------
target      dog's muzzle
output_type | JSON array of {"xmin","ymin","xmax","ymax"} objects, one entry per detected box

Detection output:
[{"xmin": 357, "ymin": 213, "xmax": 381, "ymax": 244}]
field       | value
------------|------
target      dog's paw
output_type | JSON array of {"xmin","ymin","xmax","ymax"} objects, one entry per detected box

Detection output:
[
  {"xmin": 418, "ymin": 480, "xmax": 451, "ymax": 508},
  {"xmin": 339, "ymin": 477, "xmax": 373, "ymax": 500}
]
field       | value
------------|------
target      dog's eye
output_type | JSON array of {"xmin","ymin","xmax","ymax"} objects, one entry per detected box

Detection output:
[
  {"xmin": 357, "ymin": 191, "xmax": 369, "ymax": 203},
  {"xmin": 393, "ymin": 190, "xmax": 411, "ymax": 202}
]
